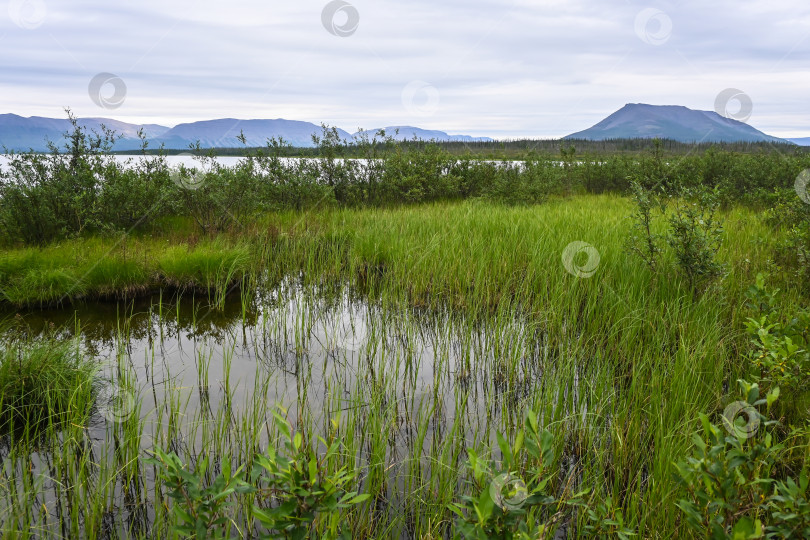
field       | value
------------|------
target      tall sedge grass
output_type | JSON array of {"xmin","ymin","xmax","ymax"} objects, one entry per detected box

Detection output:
[
  {"xmin": 0, "ymin": 196, "xmax": 804, "ymax": 538},
  {"xmin": 0, "ymin": 325, "xmax": 96, "ymax": 439}
]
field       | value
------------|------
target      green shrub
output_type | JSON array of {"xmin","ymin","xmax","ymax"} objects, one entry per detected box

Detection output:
[
  {"xmin": 764, "ymin": 187, "xmax": 810, "ymax": 293},
  {"xmin": 626, "ymin": 179, "xmax": 665, "ymax": 273},
  {"xmin": 97, "ymin": 148, "xmax": 174, "ymax": 231},
  {"xmin": 449, "ymin": 411, "xmax": 579, "ymax": 539},
  {"xmin": 675, "ymin": 379, "xmax": 810, "ymax": 538},
  {"xmin": 0, "ymin": 113, "xmax": 174, "ymax": 245},
  {"xmin": 626, "ymin": 182, "xmax": 725, "ymax": 292},
  {"xmin": 146, "ymin": 447, "xmax": 254, "ymax": 539},
  {"xmin": 148, "ymin": 407, "xmax": 368, "ymax": 540},
  {"xmin": 482, "ymin": 162, "xmax": 544, "ymax": 206},
  {"xmin": 767, "ymin": 471, "xmax": 810, "ymax": 538},
  {"xmin": 172, "ymin": 147, "xmax": 257, "ymax": 234},
  {"xmin": 448, "ymin": 410, "xmax": 635, "ymax": 539},
  {"xmin": 744, "ymin": 275, "xmax": 810, "ymax": 406},
  {"xmin": 666, "ymin": 186, "xmax": 726, "ymax": 292},
  {"xmin": 250, "ymin": 408, "xmax": 369, "ymax": 539}
]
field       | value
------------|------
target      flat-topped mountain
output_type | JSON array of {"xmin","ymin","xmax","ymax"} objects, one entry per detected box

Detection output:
[{"xmin": 565, "ymin": 103, "xmax": 788, "ymax": 144}]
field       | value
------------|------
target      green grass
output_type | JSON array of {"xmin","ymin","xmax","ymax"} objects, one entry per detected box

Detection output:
[
  {"xmin": 0, "ymin": 195, "xmax": 806, "ymax": 538},
  {"xmin": 0, "ymin": 194, "xmax": 787, "ymax": 309},
  {"xmin": 0, "ymin": 328, "xmax": 96, "ymax": 438},
  {"xmin": 0, "ymin": 236, "xmax": 255, "ymax": 306}
]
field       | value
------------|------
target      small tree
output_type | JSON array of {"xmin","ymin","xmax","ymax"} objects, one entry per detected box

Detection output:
[
  {"xmin": 666, "ymin": 186, "xmax": 726, "ymax": 293},
  {"xmin": 626, "ymin": 179, "xmax": 665, "ymax": 273}
]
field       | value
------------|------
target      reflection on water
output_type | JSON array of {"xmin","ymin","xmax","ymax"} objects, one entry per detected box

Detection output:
[
  {"xmin": 0, "ymin": 276, "xmax": 563, "ymax": 537},
  {"xmin": 8, "ymin": 277, "xmax": 542, "ymax": 418}
]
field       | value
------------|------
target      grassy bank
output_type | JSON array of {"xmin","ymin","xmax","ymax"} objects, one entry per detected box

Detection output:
[
  {"xmin": 0, "ymin": 235, "xmax": 254, "ymax": 306},
  {"xmin": 0, "ymin": 194, "xmax": 786, "ymax": 309}
]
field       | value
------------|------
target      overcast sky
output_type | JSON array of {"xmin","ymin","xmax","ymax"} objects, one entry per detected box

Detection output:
[{"xmin": 1, "ymin": 0, "xmax": 809, "ymax": 138}]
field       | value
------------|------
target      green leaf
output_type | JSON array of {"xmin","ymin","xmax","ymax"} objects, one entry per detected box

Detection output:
[
  {"xmin": 447, "ymin": 503, "xmax": 465, "ymax": 518},
  {"xmin": 308, "ymin": 457, "xmax": 318, "ymax": 484},
  {"xmin": 496, "ymin": 431, "xmax": 513, "ymax": 467},
  {"xmin": 477, "ymin": 486, "xmax": 494, "ymax": 523},
  {"xmin": 766, "ymin": 387, "xmax": 780, "ymax": 408},
  {"xmin": 526, "ymin": 410, "xmax": 538, "ymax": 435},
  {"xmin": 345, "ymin": 493, "xmax": 370, "ymax": 505},
  {"xmin": 513, "ymin": 429, "xmax": 524, "ymax": 457},
  {"xmin": 196, "ymin": 520, "xmax": 208, "ymax": 539},
  {"xmin": 539, "ymin": 430, "xmax": 555, "ymax": 467},
  {"xmin": 294, "ymin": 431, "xmax": 303, "ymax": 451},
  {"xmin": 272, "ymin": 409, "xmax": 291, "ymax": 442},
  {"xmin": 735, "ymin": 516, "xmax": 764, "ymax": 539}
]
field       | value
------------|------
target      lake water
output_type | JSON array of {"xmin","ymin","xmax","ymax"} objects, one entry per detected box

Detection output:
[
  {"xmin": 1, "ymin": 276, "xmax": 550, "ymax": 536},
  {"xmin": 0, "ymin": 154, "xmax": 281, "ymax": 170},
  {"xmin": 0, "ymin": 155, "xmax": 536, "ymax": 172},
  {"xmin": 9, "ymin": 277, "xmax": 537, "ymax": 444}
]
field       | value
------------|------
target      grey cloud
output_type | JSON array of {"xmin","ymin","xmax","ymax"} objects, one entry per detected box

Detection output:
[{"xmin": 0, "ymin": 0, "xmax": 808, "ymax": 137}]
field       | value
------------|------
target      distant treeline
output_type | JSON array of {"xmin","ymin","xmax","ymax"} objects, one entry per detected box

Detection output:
[{"xmin": 115, "ymin": 135, "xmax": 807, "ymax": 158}]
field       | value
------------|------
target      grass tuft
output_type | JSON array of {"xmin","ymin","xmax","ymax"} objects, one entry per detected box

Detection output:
[{"xmin": 0, "ymin": 326, "xmax": 96, "ymax": 438}]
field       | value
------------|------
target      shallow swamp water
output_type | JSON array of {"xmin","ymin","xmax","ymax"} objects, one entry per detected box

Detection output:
[{"xmin": 0, "ymin": 275, "xmax": 580, "ymax": 537}]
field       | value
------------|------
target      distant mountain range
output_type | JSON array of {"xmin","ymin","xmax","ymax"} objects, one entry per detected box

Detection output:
[
  {"xmin": 0, "ymin": 114, "xmax": 170, "ymax": 152},
  {"xmin": 0, "ymin": 114, "xmax": 492, "ymax": 152},
  {"xmin": 1, "ymin": 105, "xmax": 806, "ymax": 151},
  {"xmin": 565, "ymin": 103, "xmax": 790, "ymax": 144},
  {"xmin": 365, "ymin": 126, "xmax": 491, "ymax": 143}
]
